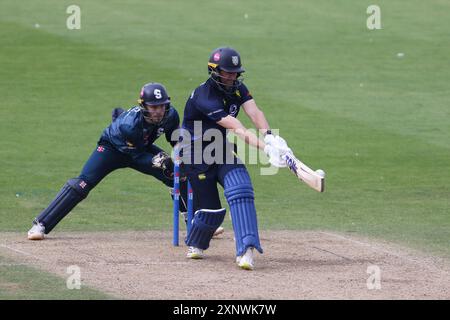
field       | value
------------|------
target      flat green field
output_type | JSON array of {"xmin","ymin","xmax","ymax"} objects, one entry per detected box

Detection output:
[
  {"xmin": 0, "ymin": 256, "xmax": 113, "ymax": 299},
  {"xmin": 1, "ymin": 0, "xmax": 449, "ymax": 298}
]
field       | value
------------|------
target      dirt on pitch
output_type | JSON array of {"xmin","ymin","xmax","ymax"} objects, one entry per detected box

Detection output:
[{"xmin": 1, "ymin": 230, "xmax": 450, "ymax": 299}]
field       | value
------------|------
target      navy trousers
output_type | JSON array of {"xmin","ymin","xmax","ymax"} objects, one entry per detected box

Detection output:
[
  {"xmin": 184, "ymin": 161, "xmax": 246, "ymax": 211},
  {"xmin": 79, "ymin": 141, "xmax": 174, "ymax": 188}
]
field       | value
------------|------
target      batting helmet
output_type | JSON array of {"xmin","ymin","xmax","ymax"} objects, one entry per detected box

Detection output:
[
  {"xmin": 208, "ymin": 47, "xmax": 245, "ymax": 93},
  {"xmin": 138, "ymin": 83, "xmax": 171, "ymax": 124}
]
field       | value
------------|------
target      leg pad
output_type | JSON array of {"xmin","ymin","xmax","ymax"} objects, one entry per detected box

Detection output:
[
  {"xmin": 36, "ymin": 178, "xmax": 90, "ymax": 233},
  {"xmin": 224, "ymin": 168, "xmax": 263, "ymax": 256},
  {"xmin": 185, "ymin": 208, "xmax": 226, "ymax": 250}
]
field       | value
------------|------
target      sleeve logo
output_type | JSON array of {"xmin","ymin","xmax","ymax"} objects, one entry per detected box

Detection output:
[{"xmin": 229, "ymin": 104, "xmax": 238, "ymax": 116}]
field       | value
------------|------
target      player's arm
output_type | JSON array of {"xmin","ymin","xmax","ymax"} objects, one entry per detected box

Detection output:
[
  {"xmin": 119, "ymin": 124, "xmax": 142, "ymax": 152},
  {"xmin": 217, "ymin": 115, "xmax": 265, "ymax": 151},
  {"xmin": 241, "ymin": 99, "xmax": 271, "ymax": 136},
  {"xmin": 165, "ymin": 108, "xmax": 180, "ymax": 147},
  {"xmin": 240, "ymin": 98, "xmax": 292, "ymax": 168},
  {"xmin": 242, "ymin": 98, "xmax": 291, "ymax": 155},
  {"xmin": 116, "ymin": 111, "xmax": 145, "ymax": 156}
]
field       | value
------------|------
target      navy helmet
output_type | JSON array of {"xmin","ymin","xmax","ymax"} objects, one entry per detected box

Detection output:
[
  {"xmin": 208, "ymin": 47, "xmax": 245, "ymax": 93},
  {"xmin": 138, "ymin": 82, "xmax": 171, "ymax": 124}
]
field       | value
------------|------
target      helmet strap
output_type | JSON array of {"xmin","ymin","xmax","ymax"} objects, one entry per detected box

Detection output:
[
  {"xmin": 210, "ymin": 70, "xmax": 243, "ymax": 94},
  {"xmin": 140, "ymin": 104, "xmax": 169, "ymax": 125}
]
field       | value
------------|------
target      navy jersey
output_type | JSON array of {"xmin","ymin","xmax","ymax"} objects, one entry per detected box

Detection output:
[
  {"xmin": 182, "ymin": 78, "xmax": 253, "ymax": 141},
  {"xmin": 100, "ymin": 106, "xmax": 179, "ymax": 157},
  {"xmin": 182, "ymin": 79, "xmax": 253, "ymax": 166}
]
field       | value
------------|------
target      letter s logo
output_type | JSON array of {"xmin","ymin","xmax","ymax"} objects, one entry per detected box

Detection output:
[{"xmin": 154, "ymin": 89, "xmax": 162, "ymax": 99}]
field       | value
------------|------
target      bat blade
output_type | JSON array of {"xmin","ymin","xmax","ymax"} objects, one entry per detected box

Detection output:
[{"xmin": 283, "ymin": 152, "xmax": 325, "ymax": 192}]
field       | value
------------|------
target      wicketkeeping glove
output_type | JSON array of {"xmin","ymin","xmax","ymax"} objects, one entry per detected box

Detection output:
[{"xmin": 152, "ymin": 151, "xmax": 175, "ymax": 178}]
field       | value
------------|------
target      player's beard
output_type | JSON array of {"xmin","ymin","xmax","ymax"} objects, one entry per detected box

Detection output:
[
  {"xmin": 222, "ymin": 77, "xmax": 234, "ymax": 88},
  {"xmin": 212, "ymin": 73, "xmax": 243, "ymax": 94},
  {"xmin": 142, "ymin": 108, "xmax": 165, "ymax": 124},
  {"xmin": 144, "ymin": 114, "xmax": 164, "ymax": 124}
]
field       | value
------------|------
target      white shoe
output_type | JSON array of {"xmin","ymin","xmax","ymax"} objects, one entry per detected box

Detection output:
[
  {"xmin": 236, "ymin": 247, "xmax": 254, "ymax": 270},
  {"xmin": 186, "ymin": 246, "xmax": 204, "ymax": 259},
  {"xmin": 213, "ymin": 226, "xmax": 224, "ymax": 238},
  {"xmin": 27, "ymin": 222, "xmax": 45, "ymax": 240}
]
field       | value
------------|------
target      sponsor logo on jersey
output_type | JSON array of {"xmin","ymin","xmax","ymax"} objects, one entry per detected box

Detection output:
[
  {"xmin": 198, "ymin": 173, "xmax": 206, "ymax": 180},
  {"xmin": 229, "ymin": 104, "xmax": 238, "ymax": 116},
  {"xmin": 97, "ymin": 146, "xmax": 105, "ymax": 152}
]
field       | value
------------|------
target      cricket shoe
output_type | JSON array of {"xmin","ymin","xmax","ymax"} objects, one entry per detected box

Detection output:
[
  {"xmin": 27, "ymin": 222, "xmax": 45, "ymax": 240},
  {"xmin": 187, "ymin": 246, "xmax": 204, "ymax": 259},
  {"xmin": 213, "ymin": 226, "xmax": 224, "ymax": 238},
  {"xmin": 236, "ymin": 247, "xmax": 254, "ymax": 270}
]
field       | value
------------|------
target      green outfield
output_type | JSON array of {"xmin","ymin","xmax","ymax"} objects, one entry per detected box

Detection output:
[
  {"xmin": 0, "ymin": 256, "xmax": 113, "ymax": 299},
  {"xmin": 1, "ymin": 0, "xmax": 449, "ymax": 298}
]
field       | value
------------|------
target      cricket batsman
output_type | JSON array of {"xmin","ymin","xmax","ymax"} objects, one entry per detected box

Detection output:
[
  {"xmin": 27, "ymin": 83, "xmax": 189, "ymax": 240},
  {"xmin": 181, "ymin": 47, "xmax": 291, "ymax": 270}
]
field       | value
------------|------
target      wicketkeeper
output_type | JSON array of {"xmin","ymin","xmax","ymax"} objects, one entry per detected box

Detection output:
[
  {"xmin": 27, "ymin": 83, "xmax": 189, "ymax": 240},
  {"xmin": 181, "ymin": 47, "xmax": 291, "ymax": 270}
]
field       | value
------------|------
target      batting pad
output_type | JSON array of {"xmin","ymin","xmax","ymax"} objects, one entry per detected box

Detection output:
[
  {"xmin": 185, "ymin": 208, "xmax": 226, "ymax": 250},
  {"xmin": 224, "ymin": 168, "xmax": 263, "ymax": 256}
]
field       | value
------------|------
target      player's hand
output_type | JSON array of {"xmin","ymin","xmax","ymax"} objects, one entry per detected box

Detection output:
[
  {"xmin": 264, "ymin": 134, "xmax": 292, "ymax": 156},
  {"xmin": 152, "ymin": 151, "xmax": 174, "ymax": 171},
  {"xmin": 263, "ymin": 133, "xmax": 276, "ymax": 145},
  {"xmin": 111, "ymin": 107, "xmax": 125, "ymax": 122},
  {"xmin": 264, "ymin": 145, "xmax": 287, "ymax": 167}
]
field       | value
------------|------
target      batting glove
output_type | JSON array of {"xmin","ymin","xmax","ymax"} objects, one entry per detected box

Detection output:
[
  {"xmin": 264, "ymin": 145, "xmax": 287, "ymax": 168},
  {"xmin": 263, "ymin": 133, "xmax": 276, "ymax": 147},
  {"xmin": 264, "ymin": 134, "xmax": 292, "ymax": 156}
]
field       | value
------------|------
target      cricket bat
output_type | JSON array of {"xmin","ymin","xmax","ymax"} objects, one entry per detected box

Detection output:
[{"xmin": 283, "ymin": 152, "xmax": 325, "ymax": 192}]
